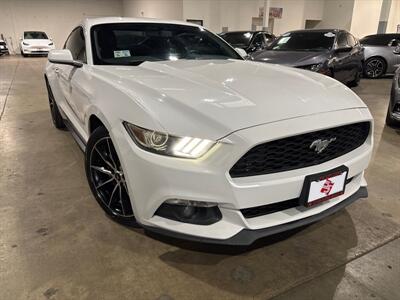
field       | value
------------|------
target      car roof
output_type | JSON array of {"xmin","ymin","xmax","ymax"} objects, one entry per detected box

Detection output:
[
  {"xmin": 285, "ymin": 29, "xmax": 341, "ymax": 34},
  {"xmin": 81, "ymin": 17, "xmax": 201, "ymax": 30},
  {"xmin": 221, "ymin": 31, "xmax": 270, "ymax": 33},
  {"xmin": 362, "ymin": 33, "xmax": 400, "ymax": 38}
]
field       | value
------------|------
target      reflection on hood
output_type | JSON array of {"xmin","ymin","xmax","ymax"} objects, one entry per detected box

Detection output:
[{"xmin": 251, "ymin": 50, "xmax": 330, "ymax": 67}]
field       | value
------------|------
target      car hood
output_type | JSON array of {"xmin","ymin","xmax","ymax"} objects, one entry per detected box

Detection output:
[
  {"xmin": 252, "ymin": 50, "xmax": 329, "ymax": 67},
  {"xmin": 22, "ymin": 39, "xmax": 51, "ymax": 46},
  {"xmin": 93, "ymin": 59, "xmax": 366, "ymax": 140}
]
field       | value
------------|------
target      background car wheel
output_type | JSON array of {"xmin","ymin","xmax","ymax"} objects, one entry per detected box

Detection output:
[
  {"xmin": 364, "ymin": 57, "xmax": 386, "ymax": 78},
  {"xmin": 45, "ymin": 79, "xmax": 65, "ymax": 129},
  {"xmin": 386, "ymin": 105, "xmax": 400, "ymax": 127},
  {"xmin": 85, "ymin": 126, "xmax": 138, "ymax": 227}
]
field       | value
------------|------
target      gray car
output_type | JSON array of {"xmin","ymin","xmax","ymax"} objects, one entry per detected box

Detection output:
[
  {"xmin": 386, "ymin": 66, "xmax": 400, "ymax": 127},
  {"xmin": 361, "ymin": 34, "xmax": 400, "ymax": 78},
  {"xmin": 251, "ymin": 29, "xmax": 363, "ymax": 86}
]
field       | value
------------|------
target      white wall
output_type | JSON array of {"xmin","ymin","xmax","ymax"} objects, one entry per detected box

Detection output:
[
  {"xmin": 316, "ymin": 0, "xmax": 355, "ymax": 31},
  {"xmin": 350, "ymin": 0, "xmax": 382, "ymax": 38},
  {"xmin": 387, "ymin": 0, "xmax": 400, "ymax": 33},
  {"xmin": 0, "ymin": 0, "xmax": 122, "ymax": 54},
  {"xmin": 122, "ymin": 0, "xmax": 183, "ymax": 20}
]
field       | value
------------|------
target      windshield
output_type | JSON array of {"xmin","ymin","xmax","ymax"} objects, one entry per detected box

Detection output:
[
  {"xmin": 91, "ymin": 23, "xmax": 242, "ymax": 66},
  {"xmin": 219, "ymin": 32, "xmax": 253, "ymax": 47},
  {"xmin": 24, "ymin": 31, "xmax": 48, "ymax": 39},
  {"xmin": 269, "ymin": 31, "xmax": 335, "ymax": 51}
]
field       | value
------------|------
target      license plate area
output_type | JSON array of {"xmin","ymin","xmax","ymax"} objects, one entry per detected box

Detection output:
[{"xmin": 299, "ymin": 166, "xmax": 348, "ymax": 207}]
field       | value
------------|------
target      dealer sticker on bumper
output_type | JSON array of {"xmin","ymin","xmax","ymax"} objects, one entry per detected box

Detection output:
[{"xmin": 300, "ymin": 166, "xmax": 348, "ymax": 207}]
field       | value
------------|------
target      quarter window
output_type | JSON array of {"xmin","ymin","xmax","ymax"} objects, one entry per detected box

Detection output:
[{"xmin": 336, "ymin": 32, "xmax": 348, "ymax": 48}]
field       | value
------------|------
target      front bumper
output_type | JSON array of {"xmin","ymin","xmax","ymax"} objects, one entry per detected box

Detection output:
[
  {"xmin": 113, "ymin": 108, "xmax": 373, "ymax": 243},
  {"xmin": 143, "ymin": 187, "xmax": 368, "ymax": 246},
  {"xmin": 21, "ymin": 46, "xmax": 54, "ymax": 55}
]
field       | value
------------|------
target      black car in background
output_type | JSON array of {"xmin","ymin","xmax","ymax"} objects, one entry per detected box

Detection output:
[
  {"xmin": 251, "ymin": 29, "xmax": 364, "ymax": 86},
  {"xmin": 0, "ymin": 39, "xmax": 9, "ymax": 55},
  {"xmin": 219, "ymin": 31, "xmax": 275, "ymax": 53}
]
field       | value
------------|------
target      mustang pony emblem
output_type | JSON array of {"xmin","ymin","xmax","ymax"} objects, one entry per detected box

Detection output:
[{"xmin": 310, "ymin": 137, "xmax": 336, "ymax": 154}]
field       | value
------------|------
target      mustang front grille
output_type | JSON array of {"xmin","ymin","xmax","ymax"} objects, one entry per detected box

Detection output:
[{"xmin": 230, "ymin": 122, "xmax": 370, "ymax": 178}]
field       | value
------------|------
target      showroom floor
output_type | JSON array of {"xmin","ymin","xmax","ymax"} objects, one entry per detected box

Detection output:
[{"xmin": 0, "ymin": 55, "xmax": 399, "ymax": 300}]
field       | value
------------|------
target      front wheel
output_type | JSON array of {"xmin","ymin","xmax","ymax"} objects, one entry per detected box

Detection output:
[
  {"xmin": 85, "ymin": 126, "xmax": 138, "ymax": 226},
  {"xmin": 45, "ymin": 79, "xmax": 65, "ymax": 129},
  {"xmin": 364, "ymin": 57, "xmax": 386, "ymax": 78}
]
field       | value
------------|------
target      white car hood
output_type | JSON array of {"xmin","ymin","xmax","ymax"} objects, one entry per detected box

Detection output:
[
  {"xmin": 93, "ymin": 59, "xmax": 367, "ymax": 140},
  {"xmin": 22, "ymin": 39, "xmax": 51, "ymax": 46}
]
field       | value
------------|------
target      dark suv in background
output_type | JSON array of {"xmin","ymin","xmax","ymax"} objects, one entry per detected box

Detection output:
[
  {"xmin": 219, "ymin": 31, "xmax": 275, "ymax": 53},
  {"xmin": 360, "ymin": 34, "xmax": 400, "ymax": 78},
  {"xmin": 250, "ymin": 29, "xmax": 364, "ymax": 86}
]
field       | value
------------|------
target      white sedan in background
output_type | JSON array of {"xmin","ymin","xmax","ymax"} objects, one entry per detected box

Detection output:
[
  {"xmin": 44, "ymin": 17, "xmax": 373, "ymax": 246},
  {"xmin": 20, "ymin": 31, "xmax": 55, "ymax": 56}
]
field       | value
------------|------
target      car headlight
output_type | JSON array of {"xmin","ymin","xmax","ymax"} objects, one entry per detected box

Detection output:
[
  {"xmin": 309, "ymin": 63, "xmax": 324, "ymax": 72},
  {"xmin": 22, "ymin": 42, "xmax": 29, "ymax": 46},
  {"xmin": 123, "ymin": 122, "xmax": 216, "ymax": 158}
]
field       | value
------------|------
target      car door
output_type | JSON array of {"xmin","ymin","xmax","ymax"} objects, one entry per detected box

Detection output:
[
  {"xmin": 248, "ymin": 33, "xmax": 265, "ymax": 53},
  {"xmin": 331, "ymin": 31, "xmax": 352, "ymax": 82},
  {"xmin": 59, "ymin": 27, "xmax": 89, "ymax": 134},
  {"xmin": 346, "ymin": 33, "xmax": 362, "ymax": 79}
]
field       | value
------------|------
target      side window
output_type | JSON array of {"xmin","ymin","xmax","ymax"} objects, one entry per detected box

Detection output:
[
  {"xmin": 64, "ymin": 27, "xmax": 86, "ymax": 63},
  {"xmin": 264, "ymin": 33, "xmax": 274, "ymax": 44},
  {"xmin": 252, "ymin": 33, "xmax": 264, "ymax": 46},
  {"xmin": 346, "ymin": 34, "xmax": 356, "ymax": 47},
  {"xmin": 336, "ymin": 32, "xmax": 348, "ymax": 48}
]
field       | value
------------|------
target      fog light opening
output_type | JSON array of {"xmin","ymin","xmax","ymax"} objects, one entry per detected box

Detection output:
[{"xmin": 155, "ymin": 199, "xmax": 222, "ymax": 225}]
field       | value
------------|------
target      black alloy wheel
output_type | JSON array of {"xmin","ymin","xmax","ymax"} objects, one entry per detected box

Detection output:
[
  {"xmin": 85, "ymin": 126, "xmax": 137, "ymax": 226},
  {"xmin": 364, "ymin": 57, "xmax": 386, "ymax": 78}
]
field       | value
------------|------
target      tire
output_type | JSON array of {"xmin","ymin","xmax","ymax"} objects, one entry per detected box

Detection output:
[
  {"xmin": 386, "ymin": 104, "xmax": 400, "ymax": 127},
  {"xmin": 45, "ymin": 78, "xmax": 65, "ymax": 129},
  {"xmin": 348, "ymin": 70, "xmax": 361, "ymax": 87},
  {"xmin": 20, "ymin": 50, "xmax": 26, "ymax": 57},
  {"xmin": 85, "ymin": 126, "xmax": 138, "ymax": 227},
  {"xmin": 363, "ymin": 57, "xmax": 386, "ymax": 78}
]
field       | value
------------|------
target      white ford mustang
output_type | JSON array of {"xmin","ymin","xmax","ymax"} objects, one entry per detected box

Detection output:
[{"xmin": 45, "ymin": 17, "xmax": 373, "ymax": 246}]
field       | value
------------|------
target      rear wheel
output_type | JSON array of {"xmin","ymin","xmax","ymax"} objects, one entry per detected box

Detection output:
[
  {"xmin": 364, "ymin": 57, "xmax": 386, "ymax": 78},
  {"xmin": 85, "ymin": 126, "xmax": 137, "ymax": 226},
  {"xmin": 45, "ymin": 79, "xmax": 65, "ymax": 129}
]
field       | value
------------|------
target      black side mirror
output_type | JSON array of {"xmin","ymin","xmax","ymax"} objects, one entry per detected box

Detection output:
[{"xmin": 389, "ymin": 39, "xmax": 400, "ymax": 47}]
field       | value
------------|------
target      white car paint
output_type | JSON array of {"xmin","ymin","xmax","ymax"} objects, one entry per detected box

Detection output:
[
  {"xmin": 45, "ymin": 17, "xmax": 373, "ymax": 244},
  {"xmin": 20, "ymin": 31, "xmax": 55, "ymax": 55}
]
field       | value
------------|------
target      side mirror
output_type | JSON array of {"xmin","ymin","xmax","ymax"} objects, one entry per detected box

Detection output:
[
  {"xmin": 394, "ymin": 45, "xmax": 400, "ymax": 55},
  {"xmin": 335, "ymin": 45, "xmax": 353, "ymax": 53},
  {"xmin": 48, "ymin": 49, "xmax": 83, "ymax": 67},
  {"xmin": 235, "ymin": 47, "xmax": 248, "ymax": 58},
  {"xmin": 389, "ymin": 39, "xmax": 400, "ymax": 47}
]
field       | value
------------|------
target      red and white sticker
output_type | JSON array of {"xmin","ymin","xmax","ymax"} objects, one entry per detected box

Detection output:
[{"xmin": 307, "ymin": 171, "xmax": 347, "ymax": 205}]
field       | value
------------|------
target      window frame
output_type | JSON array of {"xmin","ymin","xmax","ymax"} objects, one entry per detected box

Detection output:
[{"xmin": 63, "ymin": 26, "xmax": 87, "ymax": 64}]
